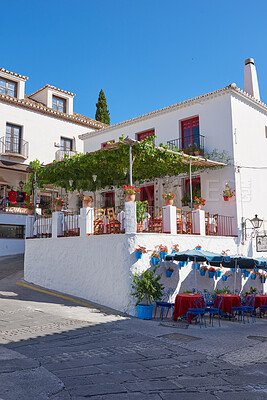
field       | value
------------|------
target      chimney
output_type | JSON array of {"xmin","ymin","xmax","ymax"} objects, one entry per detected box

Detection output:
[{"xmin": 244, "ymin": 58, "xmax": 260, "ymax": 100}]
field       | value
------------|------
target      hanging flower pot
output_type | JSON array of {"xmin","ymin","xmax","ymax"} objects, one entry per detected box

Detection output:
[
  {"xmin": 241, "ymin": 269, "xmax": 246, "ymax": 274},
  {"xmin": 160, "ymin": 251, "xmax": 168, "ymax": 260},
  {"xmin": 244, "ymin": 271, "xmax": 250, "ymax": 278},
  {"xmin": 195, "ymin": 263, "xmax": 201, "ymax": 271},
  {"xmin": 261, "ymin": 278, "xmax": 266, "ymax": 284},
  {"xmin": 179, "ymin": 261, "xmax": 186, "ymax": 268},
  {"xmin": 135, "ymin": 246, "xmax": 146, "ymax": 260},
  {"xmin": 216, "ymin": 270, "xmax": 222, "ymax": 278},
  {"xmin": 151, "ymin": 257, "xmax": 160, "ymax": 266},
  {"xmin": 231, "ymin": 268, "xmax": 235, "ymax": 272},
  {"xmin": 208, "ymin": 271, "xmax": 215, "ymax": 278},
  {"xmin": 200, "ymin": 269, "xmax": 206, "ymax": 276},
  {"xmin": 251, "ymin": 274, "xmax": 257, "ymax": 280},
  {"xmin": 137, "ymin": 304, "xmax": 154, "ymax": 320},
  {"xmin": 222, "ymin": 275, "xmax": 228, "ymax": 281},
  {"xmin": 136, "ymin": 251, "xmax": 143, "ymax": 260},
  {"xmin": 223, "ymin": 196, "xmax": 230, "ymax": 201},
  {"xmin": 166, "ymin": 269, "xmax": 173, "ymax": 278}
]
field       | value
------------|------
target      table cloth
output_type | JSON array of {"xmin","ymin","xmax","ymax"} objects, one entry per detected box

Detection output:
[
  {"xmin": 173, "ymin": 293, "xmax": 204, "ymax": 323},
  {"xmin": 214, "ymin": 294, "xmax": 241, "ymax": 314}
]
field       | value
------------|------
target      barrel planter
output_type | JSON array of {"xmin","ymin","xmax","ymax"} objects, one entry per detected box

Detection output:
[
  {"xmin": 166, "ymin": 269, "xmax": 173, "ymax": 278},
  {"xmin": 137, "ymin": 304, "xmax": 154, "ymax": 320},
  {"xmin": 208, "ymin": 271, "xmax": 215, "ymax": 279},
  {"xmin": 216, "ymin": 270, "xmax": 222, "ymax": 278},
  {"xmin": 200, "ymin": 270, "xmax": 206, "ymax": 276},
  {"xmin": 222, "ymin": 275, "xmax": 228, "ymax": 281},
  {"xmin": 160, "ymin": 251, "xmax": 168, "ymax": 260},
  {"xmin": 151, "ymin": 257, "xmax": 160, "ymax": 266},
  {"xmin": 136, "ymin": 251, "xmax": 143, "ymax": 260}
]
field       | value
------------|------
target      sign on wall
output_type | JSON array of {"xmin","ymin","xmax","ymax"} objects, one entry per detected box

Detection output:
[{"xmin": 256, "ymin": 235, "xmax": 267, "ymax": 252}]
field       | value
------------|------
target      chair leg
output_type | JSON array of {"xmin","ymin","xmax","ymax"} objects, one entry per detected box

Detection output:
[{"xmin": 218, "ymin": 311, "xmax": 220, "ymax": 327}]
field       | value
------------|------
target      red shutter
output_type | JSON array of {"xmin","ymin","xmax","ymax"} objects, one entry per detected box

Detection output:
[{"xmin": 137, "ymin": 129, "xmax": 155, "ymax": 141}]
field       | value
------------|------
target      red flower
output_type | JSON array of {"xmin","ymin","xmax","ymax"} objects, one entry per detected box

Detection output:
[
  {"xmin": 136, "ymin": 188, "xmax": 141, "ymax": 193},
  {"xmin": 129, "ymin": 185, "xmax": 133, "ymax": 189},
  {"xmin": 123, "ymin": 185, "xmax": 127, "ymax": 189}
]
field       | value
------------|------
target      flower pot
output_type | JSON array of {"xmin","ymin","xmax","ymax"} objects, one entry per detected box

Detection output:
[
  {"xmin": 200, "ymin": 270, "xmax": 206, "ymax": 276},
  {"xmin": 208, "ymin": 271, "xmax": 215, "ymax": 278},
  {"xmin": 26, "ymin": 209, "xmax": 34, "ymax": 215},
  {"xmin": 254, "ymin": 268, "xmax": 258, "ymax": 272},
  {"xmin": 160, "ymin": 251, "xmax": 167, "ymax": 260},
  {"xmin": 54, "ymin": 204, "xmax": 62, "ymax": 211},
  {"xmin": 136, "ymin": 251, "xmax": 143, "ymax": 260},
  {"xmin": 216, "ymin": 270, "xmax": 222, "ymax": 278},
  {"xmin": 152, "ymin": 257, "xmax": 160, "ymax": 266},
  {"xmin": 194, "ymin": 203, "xmax": 201, "ymax": 210},
  {"xmin": 166, "ymin": 269, "xmax": 173, "ymax": 278},
  {"xmin": 126, "ymin": 193, "xmax": 136, "ymax": 202},
  {"xmin": 164, "ymin": 198, "xmax": 173, "ymax": 206},
  {"xmin": 195, "ymin": 263, "xmax": 201, "ymax": 270},
  {"xmin": 231, "ymin": 268, "xmax": 235, "ymax": 272},
  {"xmin": 83, "ymin": 200, "xmax": 92, "ymax": 208},
  {"xmin": 244, "ymin": 271, "xmax": 250, "ymax": 278},
  {"xmin": 137, "ymin": 304, "xmax": 154, "ymax": 320},
  {"xmin": 136, "ymin": 221, "xmax": 144, "ymax": 233},
  {"xmin": 241, "ymin": 269, "xmax": 245, "ymax": 274},
  {"xmin": 223, "ymin": 196, "xmax": 230, "ymax": 201},
  {"xmin": 222, "ymin": 275, "xmax": 228, "ymax": 281},
  {"xmin": 180, "ymin": 261, "xmax": 186, "ymax": 268},
  {"xmin": 251, "ymin": 274, "xmax": 257, "ymax": 280},
  {"xmin": 261, "ymin": 278, "xmax": 266, "ymax": 284}
]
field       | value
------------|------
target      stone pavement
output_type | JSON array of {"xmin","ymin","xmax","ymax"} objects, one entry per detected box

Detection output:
[{"xmin": 0, "ymin": 255, "xmax": 266, "ymax": 399}]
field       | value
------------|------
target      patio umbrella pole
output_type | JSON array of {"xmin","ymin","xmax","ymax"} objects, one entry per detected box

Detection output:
[
  {"xmin": 189, "ymin": 159, "xmax": 193, "ymax": 212},
  {"xmin": 234, "ymin": 259, "xmax": 237, "ymax": 293},
  {"xmin": 194, "ymin": 257, "xmax": 197, "ymax": 291}
]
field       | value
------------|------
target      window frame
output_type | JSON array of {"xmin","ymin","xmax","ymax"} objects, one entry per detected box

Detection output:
[
  {"xmin": 181, "ymin": 116, "xmax": 199, "ymax": 150},
  {"xmin": 5, "ymin": 123, "xmax": 22, "ymax": 154},
  {"xmin": 60, "ymin": 137, "xmax": 73, "ymax": 151},
  {"xmin": 52, "ymin": 95, "xmax": 66, "ymax": 113},
  {"xmin": 0, "ymin": 78, "xmax": 17, "ymax": 97},
  {"xmin": 136, "ymin": 129, "xmax": 155, "ymax": 142},
  {"xmin": 0, "ymin": 224, "xmax": 24, "ymax": 239}
]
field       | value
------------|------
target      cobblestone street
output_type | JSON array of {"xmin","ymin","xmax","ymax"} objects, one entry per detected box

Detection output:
[{"xmin": 0, "ymin": 255, "xmax": 266, "ymax": 399}]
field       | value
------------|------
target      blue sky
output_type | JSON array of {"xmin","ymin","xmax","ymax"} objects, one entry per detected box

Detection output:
[{"xmin": 1, "ymin": 0, "xmax": 267, "ymax": 124}]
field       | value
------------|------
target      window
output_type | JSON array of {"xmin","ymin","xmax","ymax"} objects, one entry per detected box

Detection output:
[
  {"xmin": 182, "ymin": 177, "xmax": 201, "ymax": 205},
  {"xmin": 136, "ymin": 129, "xmax": 155, "ymax": 141},
  {"xmin": 101, "ymin": 140, "xmax": 115, "ymax": 149},
  {"xmin": 0, "ymin": 78, "xmax": 16, "ymax": 97},
  {"xmin": 181, "ymin": 117, "xmax": 199, "ymax": 149},
  {"xmin": 104, "ymin": 192, "xmax": 115, "ymax": 208},
  {"xmin": 5, "ymin": 124, "xmax": 21, "ymax": 153},
  {"xmin": 60, "ymin": 137, "xmax": 73, "ymax": 151},
  {"xmin": 0, "ymin": 224, "xmax": 24, "ymax": 239},
  {"xmin": 52, "ymin": 96, "xmax": 66, "ymax": 113}
]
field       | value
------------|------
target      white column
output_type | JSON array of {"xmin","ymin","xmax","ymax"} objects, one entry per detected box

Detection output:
[
  {"xmin": 25, "ymin": 215, "xmax": 35, "ymax": 238},
  {"xmin": 125, "ymin": 201, "xmax": 137, "ymax": 234},
  {"xmin": 52, "ymin": 212, "xmax": 64, "ymax": 238},
  {"xmin": 163, "ymin": 205, "xmax": 177, "ymax": 234},
  {"xmin": 192, "ymin": 209, "xmax": 206, "ymax": 236},
  {"xmin": 244, "ymin": 58, "xmax": 260, "ymax": 100},
  {"xmin": 80, "ymin": 207, "xmax": 94, "ymax": 237}
]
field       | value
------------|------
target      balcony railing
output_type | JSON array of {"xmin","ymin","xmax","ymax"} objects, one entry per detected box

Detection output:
[
  {"xmin": 167, "ymin": 134, "xmax": 205, "ymax": 156},
  {"xmin": 0, "ymin": 136, "xmax": 29, "ymax": 159},
  {"xmin": 55, "ymin": 149, "xmax": 76, "ymax": 161}
]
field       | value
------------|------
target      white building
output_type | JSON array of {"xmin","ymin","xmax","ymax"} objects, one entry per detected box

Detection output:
[
  {"xmin": 0, "ymin": 66, "xmax": 106, "ymax": 255},
  {"xmin": 80, "ymin": 58, "xmax": 267, "ymax": 245}
]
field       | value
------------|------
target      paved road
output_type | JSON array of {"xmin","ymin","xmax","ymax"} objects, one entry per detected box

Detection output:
[{"xmin": 0, "ymin": 255, "xmax": 266, "ymax": 399}]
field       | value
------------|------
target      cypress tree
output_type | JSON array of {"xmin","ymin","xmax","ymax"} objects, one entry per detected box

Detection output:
[{"xmin": 95, "ymin": 89, "xmax": 110, "ymax": 125}]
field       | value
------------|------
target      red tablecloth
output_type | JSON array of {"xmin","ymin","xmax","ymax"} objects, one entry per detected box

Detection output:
[
  {"xmin": 173, "ymin": 293, "xmax": 204, "ymax": 322},
  {"xmin": 251, "ymin": 295, "xmax": 267, "ymax": 310},
  {"xmin": 214, "ymin": 294, "xmax": 241, "ymax": 314}
]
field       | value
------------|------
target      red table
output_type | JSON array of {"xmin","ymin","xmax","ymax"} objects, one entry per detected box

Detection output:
[
  {"xmin": 173, "ymin": 293, "xmax": 204, "ymax": 323},
  {"xmin": 251, "ymin": 295, "xmax": 267, "ymax": 310},
  {"xmin": 214, "ymin": 294, "xmax": 241, "ymax": 314}
]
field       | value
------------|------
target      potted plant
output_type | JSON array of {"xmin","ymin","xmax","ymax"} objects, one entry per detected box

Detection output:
[
  {"xmin": 26, "ymin": 202, "xmax": 35, "ymax": 215},
  {"xmin": 222, "ymin": 271, "xmax": 232, "ymax": 281},
  {"xmin": 208, "ymin": 267, "xmax": 216, "ymax": 278},
  {"xmin": 135, "ymin": 245, "xmax": 147, "ymax": 260},
  {"xmin": 200, "ymin": 265, "xmax": 208, "ymax": 276},
  {"xmin": 193, "ymin": 196, "xmax": 205, "ymax": 210},
  {"xmin": 251, "ymin": 271, "xmax": 257, "ymax": 280},
  {"xmin": 162, "ymin": 192, "xmax": 175, "ymax": 206},
  {"xmin": 244, "ymin": 269, "xmax": 251, "ymax": 278},
  {"xmin": 195, "ymin": 245, "xmax": 202, "ymax": 250},
  {"xmin": 245, "ymin": 287, "xmax": 257, "ymax": 296},
  {"xmin": 123, "ymin": 185, "xmax": 141, "ymax": 202},
  {"xmin": 157, "ymin": 244, "xmax": 168, "ymax": 260},
  {"xmin": 43, "ymin": 207, "xmax": 52, "ymax": 216},
  {"xmin": 216, "ymin": 268, "xmax": 222, "ymax": 278},
  {"xmin": 195, "ymin": 262, "xmax": 201, "ymax": 270},
  {"xmin": 258, "ymin": 272, "xmax": 266, "ymax": 283},
  {"xmin": 151, "ymin": 250, "xmax": 160, "ymax": 265},
  {"xmin": 172, "ymin": 244, "xmax": 179, "ymax": 253},
  {"xmin": 223, "ymin": 183, "xmax": 235, "ymax": 202},
  {"xmin": 166, "ymin": 265, "xmax": 174, "ymax": 278},
  {"xmin": 181, "ymin": 191, "xmax": 190, "ymax": 207},
  {"xmin": 131, "ymin": 266, "xmax": 164, "ymax": 320},
  {"xmin": 80, "ymin": 194, "xmax": 93, "ymax": 208},
  {"xmin": 136, "ymin": 201, "xmax": 148, "ymax": 232},
  {"xmin": 53, "ymin": 198, "xmax": 64, "ymax": 211}
]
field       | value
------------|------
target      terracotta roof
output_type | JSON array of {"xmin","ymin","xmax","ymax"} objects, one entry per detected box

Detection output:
[
  {"xmin": 29, "ymin": 84, "xmax": 75, "ymax": 98},
  {"xmin": 0, "ymin": 92, "xmax": 107, "ymax": 130},
  {"xmin": 0, "ymin": 67, "xmax": 28, "ymax": 81},
  {"xmin": 79, "ymin": 84, "xmax": 267, "ymax": 140}
]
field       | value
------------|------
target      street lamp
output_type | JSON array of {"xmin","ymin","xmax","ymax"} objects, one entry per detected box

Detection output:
[
  {"xmin": 242, "ymin": 214, "xmax": 263, "ymax": 242},
  {"xmin": 250, "ymin": 214, "xmax": 263, "ymax": 230},
  {"xmin": 92, "ymin": 175, "xmax": 97, "ymax": 206}
]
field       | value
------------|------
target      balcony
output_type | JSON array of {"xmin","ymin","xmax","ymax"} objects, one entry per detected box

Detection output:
[
  {"xmin": 0, "ymin": 136, "xmax": 29, "ymax": 160},
  {"xmin": 167, "ymin": 134, "xmax": 205, "ymax": 156},
  {"xmin": 55, "ymin": 149, "xmax": 76, "ymax": 162}
]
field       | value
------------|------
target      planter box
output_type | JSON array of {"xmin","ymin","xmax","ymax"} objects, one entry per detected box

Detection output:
[{"xmin": 137, "ymin": 304, "xmax": 154, "ymax": 320}]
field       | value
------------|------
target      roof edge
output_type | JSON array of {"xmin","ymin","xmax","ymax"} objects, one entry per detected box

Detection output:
[
  {"xmin": 0, "ymin": 67, "xmax": 28, "ymax": 81},
  {"xmin": 29, "ymin": 84, "xmax": 76, "ymax": 98}
]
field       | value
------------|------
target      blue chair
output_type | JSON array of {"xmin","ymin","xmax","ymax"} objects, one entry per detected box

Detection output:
[
  {"xmin": 259, "ymin": 305, "xmax": 267, "ymax": 317},
  {"xmin": 186, "ymin": 296, "xmax": 206, "ymax": 328},
  {"xmin": 205, "ymin": 295, "xmax": 223, "ymax": 327},
  {"xmin": 231, "ymin": 294, "xmax": 256, "ymax": 324},
  {"xmin": 154, "ymin": 288, "xmax": 175, "ymax": 320},
  {"xmin": 203, "ymin": 290, "xmax": 215, "ymax": 307}
]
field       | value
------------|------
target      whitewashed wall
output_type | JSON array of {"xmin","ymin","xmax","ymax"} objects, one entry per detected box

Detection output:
[
  {"xmin": 0, "ymin": 213, "xmax": 26, "ymax": 256},
  {"xmin": 24, "ymin": 233, "xmax": 267, "ymax": 316}
]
